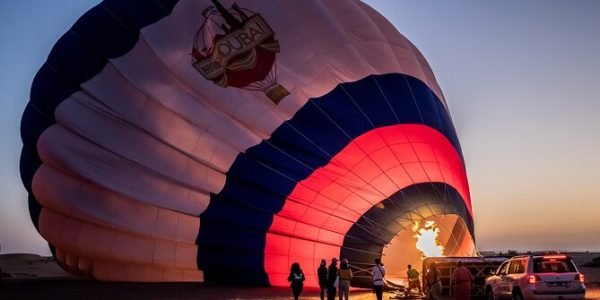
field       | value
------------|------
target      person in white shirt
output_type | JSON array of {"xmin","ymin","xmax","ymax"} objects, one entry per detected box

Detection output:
[{"xmin": 371, "ymin": 258, "xmax": 386, "ymax": 300}]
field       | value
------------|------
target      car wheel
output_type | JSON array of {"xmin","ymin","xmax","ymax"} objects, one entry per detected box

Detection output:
[
  {"xmin": 512, "ymin": 289, "xmax": 524, "ymax": 300},
  {"xmin": 486, "ymin": 288, "xmax": 495, "ymax": 300}
]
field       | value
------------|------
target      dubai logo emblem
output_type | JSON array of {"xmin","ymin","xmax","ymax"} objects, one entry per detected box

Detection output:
[{"xmin": 191, "ymin": 0, "xmax": 290, "ymax": 104}]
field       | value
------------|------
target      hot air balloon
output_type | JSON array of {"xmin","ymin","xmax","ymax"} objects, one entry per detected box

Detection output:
[{"xmin": 20, "ymin": 0, "xmax": 475, "ymax": 287}]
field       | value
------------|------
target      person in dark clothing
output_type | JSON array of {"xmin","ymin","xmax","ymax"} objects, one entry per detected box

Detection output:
[
  {"xmin": 288, "ymin": 262, "xmax": 305, "ymax": 300},
  {"xmin": 317, "ymin": 259, "xmax": 328, "ymax": 300},
  {"xmin": 426, "ymin": 262, "xmax": 442, "ymax": 300},
  {"xmin": 327, "ymin": 257, "xmax": 339, "ymax": 300}
]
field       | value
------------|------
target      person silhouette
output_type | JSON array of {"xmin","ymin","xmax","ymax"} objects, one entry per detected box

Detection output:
[
  {"xmin": 426, "ymin": 262, "xmax": 442, "ymax": 300},
  {"xmin": 406, "ymin": 264, "xmax": 422, "ymax": 296},
  {"xmin": 327, "ymin": 258, "xmax": 338, "ymax": 300},
  {"xmin": 337, "ymin": 258, "xmax": 353, "ymax": 300},
  {"xmin": 318, "ymin": 259, "xmax": 328, "ymax": 300},
  {"xmin": 288, "ymin": 262, "xmax": 305, "ymax": 300},
  {"xmin": 450, "ymin": 261, "xmax": 473, "ymax": 300}
]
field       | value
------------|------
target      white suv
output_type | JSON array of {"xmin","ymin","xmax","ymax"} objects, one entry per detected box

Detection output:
[{"xmin": 485, "ymin": 254, "xmax": 585, "ymax": 300}]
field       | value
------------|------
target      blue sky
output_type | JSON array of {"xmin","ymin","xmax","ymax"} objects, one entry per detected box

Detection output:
[
  {"xmin": 1, "ymin": 1, "xmax": 600, "ymax": 255},
  {"xmin": 0, "ymin": 0, "xmax": 102, "ymax": 255}
]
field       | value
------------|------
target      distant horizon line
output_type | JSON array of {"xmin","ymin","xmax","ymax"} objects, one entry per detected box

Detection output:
[{"xmin": 478, "ymin": 249, "xmax": 600, "ymax": 253}]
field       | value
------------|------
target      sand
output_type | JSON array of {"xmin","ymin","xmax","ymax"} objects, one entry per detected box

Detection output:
[{"xmin": 1, "ymin": 253, "xmax": 599, "ymax": 299}]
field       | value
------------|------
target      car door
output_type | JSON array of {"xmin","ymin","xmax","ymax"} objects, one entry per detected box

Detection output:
[
  {"xmin": 493, "ymin": 261, "xmax": 511, "ymax": 298},
  {"xmin": 506, "ymin": 259, "xmax": 527, "ymax": 296}
]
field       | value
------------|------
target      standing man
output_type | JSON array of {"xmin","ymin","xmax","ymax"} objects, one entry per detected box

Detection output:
[
  {"xmin": 371, "ymin": 258, "xmax": 386, "ymax": 300},
  {"xmin": 406, "ymin": 264, "xmax": 422, "ymax": 296},
  {"xmin": 327, "ymin": 257, "xmax": 339, "ymax": 300},
  {"xmin": 450, "ymin": 261, "xmax": 473, "ymax": 300},
  {"xmin": 317, "ymin": 259, "xmax": 328, "ymax": 300}
]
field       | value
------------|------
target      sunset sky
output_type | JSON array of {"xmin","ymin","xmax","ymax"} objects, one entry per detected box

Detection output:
[
  {"xmin": 1, "ymin": 0, "xmax": 599, "ymax": 255},
  {"xmin": 364, "ymin": 0, "xmax": 600, "ymax": 251}
]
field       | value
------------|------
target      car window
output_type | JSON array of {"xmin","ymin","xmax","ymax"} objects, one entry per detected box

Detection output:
[
  {"xmin": 508, "ymin": 259, "xmax": 526, "ymax": 274},
  {"xmin": 533, "ymin": 257, "xmax": 576, "ymax": 273},
  {"xmin": 498, "ymin": 261, "xmax": 510, "ymax": 275}
]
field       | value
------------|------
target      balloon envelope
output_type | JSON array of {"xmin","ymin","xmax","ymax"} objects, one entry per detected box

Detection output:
[{"xmin": 21, "ymin": 0, "xmax": 475, "ymax": 287}]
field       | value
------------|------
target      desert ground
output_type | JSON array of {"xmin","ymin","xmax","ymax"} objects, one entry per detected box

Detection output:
[{"xmin": 1, "ymin": 253, "xmax": 599, "ymax": 299}]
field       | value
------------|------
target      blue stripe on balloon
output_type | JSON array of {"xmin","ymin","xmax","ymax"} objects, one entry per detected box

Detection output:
[{"xmin": 198, "ymin": 73, "xmax": 464, "ymax": 284}]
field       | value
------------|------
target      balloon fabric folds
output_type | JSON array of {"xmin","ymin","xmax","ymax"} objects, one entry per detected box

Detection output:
[{"xmin": 20, "ymin": 0, "xmax": 475, "ymax": 287}]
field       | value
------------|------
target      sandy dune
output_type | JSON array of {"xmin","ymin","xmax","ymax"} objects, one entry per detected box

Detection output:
[{"xmin": 0, "ymin": 253, "xmax": 75, "ymax": 280}]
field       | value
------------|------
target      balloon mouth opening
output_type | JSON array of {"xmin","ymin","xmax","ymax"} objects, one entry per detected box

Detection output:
[{"xmin": 381, "ymin": 214, "xmax": 475, "ymax": 284}]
